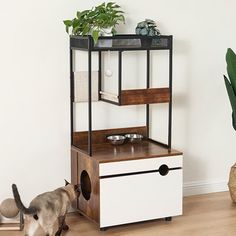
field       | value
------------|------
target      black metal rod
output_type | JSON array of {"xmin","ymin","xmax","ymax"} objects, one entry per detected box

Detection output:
[
  {"xmin": 98, "ymin": 51, "xmax": 102, "ymax": 100},
  {"xmin": 168, "ymin": 36, "xmax": 173, "ymax": 151},
  {"xmin": 70, "ymin": 48, "xmax": 74, "ymax": 146},
  {"xmin": 88, "ymin": 37, "xmax": 92, "ymax": 156},
  {"xmin": 118, "ymin": 51, "xmax": 122, "ymax": 104},
  {"xmin": 146, "ymin": 50, "xmax": 150, "ymax": 138}
]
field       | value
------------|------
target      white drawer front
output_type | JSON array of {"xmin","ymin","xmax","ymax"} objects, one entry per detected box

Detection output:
[
  {"xmin": 100, "ymin": 168, "xmax": 182, "ymax": 227},
  {"xmin": 99, "ymin": 155, "xmax": 182, "ymax": 176}
]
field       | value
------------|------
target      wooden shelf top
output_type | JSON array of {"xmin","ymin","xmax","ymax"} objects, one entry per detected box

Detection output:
[{"xmin": 72, "ymin": 140, "xmax": 182, "ymax": 163}]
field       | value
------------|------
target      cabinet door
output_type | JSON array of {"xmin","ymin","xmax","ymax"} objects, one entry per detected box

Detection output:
[{"xmin": 100, "ymin": 169, "xmax": 182, "ymax": 227}]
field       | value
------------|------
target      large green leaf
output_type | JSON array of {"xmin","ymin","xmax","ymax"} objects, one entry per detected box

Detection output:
[
  {"xmin": 92, "ymin": 30, "xmax": 99, "ymax": 44},
  {"xmin": 226, "ymin": 48, "xmax": 236, "ymax": 93},
  {"xmin": 63, "ymin": 20, "xmax": 72, "ymax": 26},
  {"xmin": 224, "ymin": 75, "xmax": 236, "ymax": 117},
  {"xmin": 82, "ymin": 24, "xmax": 90, "ymax": 35}
]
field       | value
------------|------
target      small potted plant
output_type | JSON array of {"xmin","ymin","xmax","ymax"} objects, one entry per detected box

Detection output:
[
  {"xmin": 63, "ymin": 2, "xmax": 125, "ymax": 44},
  {"xmin": 135, "ymin": 19, "xmax": 160, "ymax": 47}
]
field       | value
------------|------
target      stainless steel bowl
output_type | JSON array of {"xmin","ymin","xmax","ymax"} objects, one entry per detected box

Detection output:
[
  {"xmin": 107, "ymin": 135, "xmax": 126, "ymax": 145},
  {"xmin": 125, "ymin": 133, "xmax": 143, "ymax": 143}
]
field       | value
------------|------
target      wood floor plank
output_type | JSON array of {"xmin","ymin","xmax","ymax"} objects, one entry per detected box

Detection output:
[{"xmin": 0, "ymin": 191, "xmax": 235, "ymax": 236}]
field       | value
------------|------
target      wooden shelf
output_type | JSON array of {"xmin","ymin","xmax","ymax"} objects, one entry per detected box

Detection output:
[
  {"xmin": 73, "ymin": 126, "xmax": 147, "ymax": 145},
  {"xmin": 100, "ymin": 88, "xmax": 170, "ymax": 106},
  {"xmin": 72, "ymin": 139, "xmax": 182, "ymax": 163},
  {"xmin": 120, "ymin": 88, "xmax": 170, "ymax": 105}
]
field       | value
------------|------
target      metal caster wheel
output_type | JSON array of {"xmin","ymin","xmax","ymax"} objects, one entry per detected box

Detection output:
[
  {"xmin": 100, "ymin": 227, "xmax": 107, "ymax": 231},
  {"xmin": 165, "ymin": 217, "xmax": 172, "ymax": 221}
]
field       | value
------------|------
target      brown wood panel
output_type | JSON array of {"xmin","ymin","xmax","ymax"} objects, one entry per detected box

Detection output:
[
  {"xmin": 71, "ymin": 149, "xmax": 78, "ymax": 209},
  {"xmin": 120, "ymin": 88, "xmax": 170, "ymax": 105},
  {"xmin": 73, "ymin": 126, "xmax": 147, "ymax": 146},
  {"xmin": 72, "ymin": 147, "xmax": 100, "ymax": 224},
  {"xmin": 72, "ymin": 140, "xmax": 182, "ymax": 164}
]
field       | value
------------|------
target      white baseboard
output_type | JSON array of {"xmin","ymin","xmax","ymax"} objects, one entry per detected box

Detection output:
[{"xmin": 183, "ymin": 180, "xmax": 228, "ymax": 196}]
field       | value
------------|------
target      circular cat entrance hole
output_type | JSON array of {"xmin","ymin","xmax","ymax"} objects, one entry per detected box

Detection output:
[{"xmin": 80, "ymin": 170, "xmax": 91, "ymax": 201}]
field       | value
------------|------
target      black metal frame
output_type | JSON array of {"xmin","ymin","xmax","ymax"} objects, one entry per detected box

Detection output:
[{"xmin": 70, "ymin": 34, "xmax": 173, "ymax": 156}]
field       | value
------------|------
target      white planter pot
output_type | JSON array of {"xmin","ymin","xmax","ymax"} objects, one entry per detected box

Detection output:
[
  {"xmin": 100, "ymin": 27, "xmax": 113, "ymax": 36},
  {"xmin": 96, "ymin": 27, "xmax": 113, "ymax": 48}
]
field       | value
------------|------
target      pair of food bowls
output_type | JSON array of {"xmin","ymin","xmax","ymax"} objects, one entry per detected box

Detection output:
[{"xmin": 107, "ymin": 133, "xmax": 143, "ymax": 145}]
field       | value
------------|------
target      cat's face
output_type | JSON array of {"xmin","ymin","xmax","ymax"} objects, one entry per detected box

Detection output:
[
  {"xmin": 74, "ymin": 184, "xmax": 81, "ymax": 198},
  {"xmin": 65, "ymin": 180, "xmax": 81, "ymax": 199}
]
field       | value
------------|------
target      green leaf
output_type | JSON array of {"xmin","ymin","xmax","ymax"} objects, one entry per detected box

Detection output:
[
  {"xmin": 66, "ymin": 25, "xmax": 69, "ymax": 34},
  {"xmin": 226, "ymin": 48, "xmax": 236, "ymax": 93},
  {"xmin": 224, "ymin": 75, "xmax": 236, "ymax": 115},
  {"xmin": 120, "ymin": 15, "xmax": 125, "ymax": 23},
  {"xmin": 92, "ymin": 30, "xmax": 99, "ymax": 44},
  {"xmin": 82, "ymin": 24, "xmax": 90, "ymax": 35},
  {"xmin": 115, "ymin": 10, "xmax": 124, "ymax": 14},
  {"xmin": 113, "ymin": 4, "xmax": 121, "ymax": 8},
  {"xmin": 112, "ymin": 28, "xmax": 117, "ymax": 35},
  {"xmin": 72, "ymin": 18, "xmax": 79, "ymax": 28},
  {"xmin": 72, "ymin": 26, "xmax": 80, "ymax": 35},
  {"xmin": 63, "ymin": 20, "xmax": 72, "ymax": 26},
  {"xmin": 96, "ymin": 2, "xmax": 105, "ymax": 9},
  {"xmin": 77, "ymin": 10, "xmax": 90, "ymax": 19},
  {"xmin": 107, "ymin": 2, "xmax": 116, "ymax": 7}
]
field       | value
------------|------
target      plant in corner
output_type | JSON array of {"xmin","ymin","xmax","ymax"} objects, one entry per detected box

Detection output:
[
  {"xmin": 224, "ymin": 48, "xmax": 236, "ymax": 130},
  {"xmin": 224, "ymin": 48, "xmax": 236, "ymax": 203},
  {"xmin": 63, "ymin": 2, "xmax": 125, "ymax": 44}
]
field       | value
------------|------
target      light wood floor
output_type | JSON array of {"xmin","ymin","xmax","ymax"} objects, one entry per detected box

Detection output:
[{"xmin": 1, "ymin": 191, "xmax": 236, "ymax": 236}]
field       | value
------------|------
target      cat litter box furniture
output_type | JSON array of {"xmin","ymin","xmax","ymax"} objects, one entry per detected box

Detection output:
[{"xmin": 69, "ymin": 34, "xmax": 183, "ymax": 229}]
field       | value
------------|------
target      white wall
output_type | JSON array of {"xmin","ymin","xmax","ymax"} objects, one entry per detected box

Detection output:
[{"xmin": 0, "ymin": 0, "xmax": 236, "ymax": 204}]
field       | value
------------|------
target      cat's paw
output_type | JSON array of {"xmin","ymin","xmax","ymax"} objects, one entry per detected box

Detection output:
[{"xmin": 63, "ymin": 225, "xmax": 69, "ymax": 231}]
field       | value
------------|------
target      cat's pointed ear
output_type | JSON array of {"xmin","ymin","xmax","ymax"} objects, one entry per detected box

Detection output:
[{"xmin": 64, "ymin": 179, "xmax": 70, "ymax": 186}]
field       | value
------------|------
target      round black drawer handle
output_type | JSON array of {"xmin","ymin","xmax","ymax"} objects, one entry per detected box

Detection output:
[{"xmin": 159, "ymin": 164, "xmax": 169, "ymax": 176}]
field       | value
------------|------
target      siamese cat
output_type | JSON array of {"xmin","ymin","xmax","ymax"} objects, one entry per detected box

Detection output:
[{"xmin": 12, "ymin": 181, "xmax": 80, "ymax": 236}]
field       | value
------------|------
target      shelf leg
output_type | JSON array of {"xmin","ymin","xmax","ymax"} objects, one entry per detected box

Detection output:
[
  {"xmin": 146, "ymin": 50, "xmax": 150, "ymax": 138},
  {"xmin": 168, "ymin": 36, "xmax": 173, "ymax": 151},
  {"xmin": 88, "ymin": 38, "xmax": 92, "ymax": 156}
]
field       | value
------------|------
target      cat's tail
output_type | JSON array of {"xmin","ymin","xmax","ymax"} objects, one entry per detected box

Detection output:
[{"xmin": 12, "ymin": 184, "xmax": 38, "ymax": 215}]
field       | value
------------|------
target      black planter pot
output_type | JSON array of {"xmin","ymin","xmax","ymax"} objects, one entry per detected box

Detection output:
[{"xmin": 141, "ymin": 37, "xmax": 153, "ymax": 47}]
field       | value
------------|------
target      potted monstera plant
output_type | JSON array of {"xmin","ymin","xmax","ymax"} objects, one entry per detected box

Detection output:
[
  {"xmin": 224, "ymin": 48, "xmax": 236, "ymax": 203},
  {"xmin": 63, "ymin": 2, "xmax": 125, "ymax": 44}
]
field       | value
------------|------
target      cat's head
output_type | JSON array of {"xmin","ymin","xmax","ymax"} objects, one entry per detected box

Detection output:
[{"xmin": 64, "ymin": 179, "xmax": 81, "ymax": 200}]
